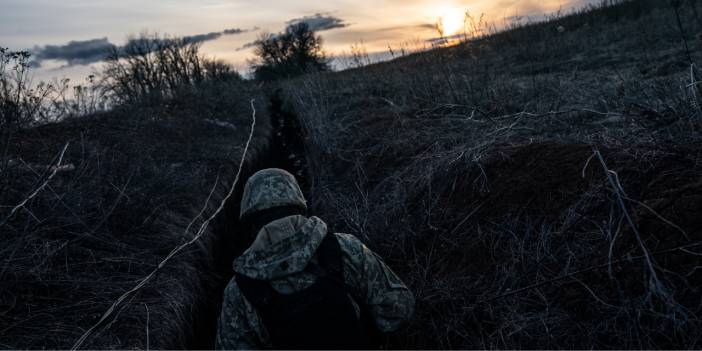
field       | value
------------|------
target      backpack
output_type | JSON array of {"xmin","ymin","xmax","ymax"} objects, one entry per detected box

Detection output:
[{"xmin": 234, "ymin": 233, "xmax": 375, "ymax": 350}]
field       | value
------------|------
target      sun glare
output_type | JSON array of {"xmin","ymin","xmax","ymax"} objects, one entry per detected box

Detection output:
[{"xmin": 440, "ymin": 11, "xmax": 465, "ymax": 36}]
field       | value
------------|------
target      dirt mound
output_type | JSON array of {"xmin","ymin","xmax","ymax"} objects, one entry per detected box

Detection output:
[
  {"xmin": 379, "ymin": 142, "xmax": 702, "ymax": 348},
  {"xmin": 455, "ymin": 143, "xmax": 702, "ymax": 227}
]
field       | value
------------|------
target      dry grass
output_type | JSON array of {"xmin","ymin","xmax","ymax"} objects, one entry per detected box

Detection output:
[
  {"xmin": 0, "ymin": 80, "xmax": 270, "ymax": 349},
  {"xmin": 280, "ymin": 0, "xmax": 702, "ymax": 348},
  {"xmin": 4, "ymin": 0, "xmax": 702, "ymax": 349}
]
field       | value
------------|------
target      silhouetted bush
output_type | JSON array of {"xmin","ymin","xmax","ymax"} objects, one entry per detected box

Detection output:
[
  {"xmin": 0, "ymin": 49, "xmax": 72, "ymax": 130},
  {"xmin": 0, "ymin": 48, "xmax": 100, "ymax": 174},
  {"xmin": 102, "ymin": 33, "xmax": 240, "ymax": 104},
  {"xmin": 252, "ymin": 23, "xmax": 330, "ymax": 81}
]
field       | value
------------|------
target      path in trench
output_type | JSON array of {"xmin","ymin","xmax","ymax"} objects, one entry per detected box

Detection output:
[{"xmin": 189, "ymin": 91, "xmax": 308, "ymax": 349}]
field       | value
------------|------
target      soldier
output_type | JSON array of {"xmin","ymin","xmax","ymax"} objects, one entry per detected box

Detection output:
[{"xmin": 216, "ymin": 168, "xmax": 415, "ymax": 350}]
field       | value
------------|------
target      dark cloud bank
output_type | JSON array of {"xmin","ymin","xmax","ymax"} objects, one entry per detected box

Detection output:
[
  {"xmin": 31, "ymin": 27, "xmax": 247, "ymax": 67},
  {"xmin": 34, "ymin": 13, "xmax": 349, "ymax": 66},
  {"xmin": 286, "ymin": 13, "xmax": 347, "ymax": 32},
  {"xmin": 34, "ymin": 38, "xmax": 115, "ymax": 66},
  {"xmin": 238, "ymin": 13, "xmax": 347, "ymax": 51}
]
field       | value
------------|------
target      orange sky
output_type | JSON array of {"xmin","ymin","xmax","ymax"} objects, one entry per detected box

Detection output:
[{"xmin": 1, "ymin": 0, "xmax": 598, "ymax": 81}]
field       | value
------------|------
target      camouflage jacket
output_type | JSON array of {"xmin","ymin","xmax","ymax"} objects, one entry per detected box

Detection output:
[{"xmin": 215, "ymin": 215, "xmax": 415, "ymax": 350}]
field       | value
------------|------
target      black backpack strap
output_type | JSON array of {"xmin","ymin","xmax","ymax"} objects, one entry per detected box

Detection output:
[
  {"xmin": 234, "ymin": 272, "xmax": 278, "ymax": 308},
  {"xmin": 316, "ymin": 230, "xmax": 344, "ymax": 280},
  {"xmin": 317, "ymin": 230, "xmax": 382, "ymax": 347}
]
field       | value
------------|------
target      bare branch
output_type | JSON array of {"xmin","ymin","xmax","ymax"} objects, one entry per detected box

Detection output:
[{"xmin": 0, "ymin": 142, "xmax": 70, "ymax": 228}]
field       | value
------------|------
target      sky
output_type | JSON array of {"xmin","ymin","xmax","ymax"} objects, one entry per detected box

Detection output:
[{"xmin": 0, "ymin": 0, "xmax": 599, "ymax": 82}]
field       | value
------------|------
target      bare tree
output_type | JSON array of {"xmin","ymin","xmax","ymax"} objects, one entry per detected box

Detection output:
[{"xmin": 252, "ymin": 23, "xmax": 330, "ymax": 81}]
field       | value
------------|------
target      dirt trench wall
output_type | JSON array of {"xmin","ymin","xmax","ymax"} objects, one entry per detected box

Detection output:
[{"xmin": 0, "ymin": 96, "xmax": 279, "ymax": 350}]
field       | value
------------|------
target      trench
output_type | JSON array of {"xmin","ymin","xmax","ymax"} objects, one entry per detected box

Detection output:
[{"xmin": 188, "ymin": 90, "xmax": 308, "ymax": 349}]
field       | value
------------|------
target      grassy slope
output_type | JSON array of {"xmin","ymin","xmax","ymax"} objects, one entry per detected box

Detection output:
[
  {"xmin": 3, "ymin": 0, "xmax": 702, "ymax": 349},
  {"xmin": 0, "ymin": 80, "xmax": 270, "ymax": 349},
  {"xmin": 282, "ymin": 0, "xmax": 702, "ymax": 348}
]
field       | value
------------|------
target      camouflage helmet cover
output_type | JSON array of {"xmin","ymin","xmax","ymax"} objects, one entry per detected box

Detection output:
[{"xmin": 239, "ymin": 168, "xmax": 307, "ymax": 219}]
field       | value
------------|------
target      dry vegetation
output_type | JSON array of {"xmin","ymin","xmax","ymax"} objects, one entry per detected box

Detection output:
[
  {"xmin": 280, "ymin": 0, "xmax": 702, "ymax": 348},
  {"xmin": 3, "ymin": 0, "xmax": 702, "ymax": 349},
  {"xmin": 0, "ymin": 40, "xmax": 270, "ymax": 348},
  {"xmin": 102, "ymin": 33, "xmax": 237, "ymax": 104}
]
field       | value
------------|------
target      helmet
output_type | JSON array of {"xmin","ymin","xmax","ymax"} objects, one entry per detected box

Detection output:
[{"xmin": 239, "ymin": 168, "xmax": 307, "ymax": 219}]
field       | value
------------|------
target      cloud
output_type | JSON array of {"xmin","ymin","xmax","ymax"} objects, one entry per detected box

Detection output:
[
  {"xmin": 31, "ymin": 27, "xmax": 249, "ymax": 67},
  {"xmin": 377, "ymin": 23, "xmax": 436, "ymax": 33},
  {"xmin": 286, "ymin": 13, "xmax": 347, "ymax": 32},
  {"xmin": 33, "ymin": 38, "xmax": 116, "ymax": 66},
  {"xmin": 324, "ymin": 22, "xmax": 437, "ymax": 45},
  {"xmin": 223, "ymin": 28, "xmax": 246, "ymax": 35},
  {"xmin": 425, "ymin": 34, "xmax": 463, "ymax": 46},
  {"xmin": 182, "ymin": 31, "xmax": 225, "ymax": 44},
  {"xmin": 237, "ymin": 14, "xmax": 347, "ymax": 51},
  {"xmin": 237, "ymin": 41, "xmax": 258, "ymax": 51}
]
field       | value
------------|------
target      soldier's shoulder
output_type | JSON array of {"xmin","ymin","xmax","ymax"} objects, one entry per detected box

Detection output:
[
  {"xmin": 222, "ymin": 276, "xmax": 245, "ymax": 301},
  {"xmin": 332, "ymin": 233, "xmax": 370, "ymax": 263},
  {"xmin": 220, "ymin": 276, "xmax": 258, "ymax": 324},
  {"xmin": 333, "ymin": 232, "xmax": 365, "ymax": 250}
]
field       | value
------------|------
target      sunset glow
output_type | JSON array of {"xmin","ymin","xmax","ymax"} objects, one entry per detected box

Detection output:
[
  {"xmin": 440, "ymin": 10, "xmax": 466, "ymax": 36},
  {"xmin": 0, "ymin": 0, "xmax": 601, "ymax": 81}
]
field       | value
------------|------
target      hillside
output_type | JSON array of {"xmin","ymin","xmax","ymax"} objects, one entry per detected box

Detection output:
[
  {"xmin": 279, "ymin": 0, "xmax": 702, "ymax": 348},
  {"xmin": 2, "ymin": 0, "xmax": 702, "ymax": 349}
]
